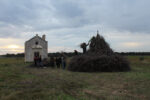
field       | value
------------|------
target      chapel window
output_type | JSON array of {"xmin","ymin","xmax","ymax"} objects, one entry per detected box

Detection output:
[{"xmin": 35, "ymin": 41, "xmax": 38, "ymax": 45}]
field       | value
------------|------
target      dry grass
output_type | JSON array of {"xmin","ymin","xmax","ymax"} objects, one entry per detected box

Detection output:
[{"xmin": 0, "ymin": 56, "xmax": 150, "ymax": 100}]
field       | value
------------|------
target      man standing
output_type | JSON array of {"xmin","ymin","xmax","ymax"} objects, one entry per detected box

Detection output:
[
  {"xmin": 50, "ymin": 56, "xmax": 55, "ymax": 68},
  {"xmin": 34, "ymin": 56, "xmax": 38, "ymax": 66},
  {"xmin": 61, "ymin": 56, "xmax": 66, "ymax": 69},
  {"xmin": 56, "ymin": 57, "xmax": 61, "ymax": 68}
]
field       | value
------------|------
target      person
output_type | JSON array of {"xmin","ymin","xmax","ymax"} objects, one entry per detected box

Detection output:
[
  {"xmin": 43, "ymin": 58, "xmax": 48, "ymax": 67},
  {"xmin": 56, "ymin": 57, "xmax": 61, "ymax": 68},
  {"xmin": 34, "ymin": 56, "xmax": 38, "ymax": 66},
  {"xmin": 61, "ymin": 56, "xmax": 66, "ymax": 69},
  {"xmin": 55, "ymin": 57, "xmax": 58, "ymax": 68},
  {"xmin": 74, "ymin": 50, "xmax": 78, "ymax": 56},
  {"xmin": 36, "ymin": 56, "xmax": 41, "ymax": 67},
  {"xmin": 39, "ymin": 55, "xmax": 42, "ymax": 67},
  {"xmin": 80, "ymin": 42, "xmax": 88, "ymax": 54},
  {"xmin": 39, "ymin": 55, "xmax": 41, "ymax": 62},
  {"xmin": 50, "ymin": 56, "xmax": 55, "ymax": 68},
  {"xmin": 58, "ymin": 57, "xmax": 62, "ymax": 68}
]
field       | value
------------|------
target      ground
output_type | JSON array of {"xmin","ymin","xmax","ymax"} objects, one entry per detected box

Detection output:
[{"xmin": 0, "ymin": 56, "xmax": 150, "ymax": 100}]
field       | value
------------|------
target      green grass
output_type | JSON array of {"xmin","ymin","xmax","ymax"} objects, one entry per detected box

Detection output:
[{"xmin": 0, "ymin": 56, "xmax": 150, "ymax": 100}]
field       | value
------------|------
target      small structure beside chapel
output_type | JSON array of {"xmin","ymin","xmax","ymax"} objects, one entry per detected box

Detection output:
[{"xmin": 25, "ymin": 34, "xmax": 48, "ymax": 62}]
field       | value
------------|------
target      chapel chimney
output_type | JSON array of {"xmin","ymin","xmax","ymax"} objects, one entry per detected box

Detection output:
[{"xmin": 42, "ymin": 34, "xmax": 46, "ymax": 40}]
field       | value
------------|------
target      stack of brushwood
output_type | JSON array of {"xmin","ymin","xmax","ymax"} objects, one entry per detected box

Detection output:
[{"xmin": 68, "ymin": 34, "xmax": 130, "ymax": 72}]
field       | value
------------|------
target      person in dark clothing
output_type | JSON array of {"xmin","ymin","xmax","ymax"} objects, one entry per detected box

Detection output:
[
  {"xmin": 34, "ymin": 56, "xmax": 38, "ymax": 66},
  {"xmin": 38, "ymin": 55, "xmax": 42, "ymax": 67},
  {"xmin": 36, "ymin": 56, "xmax": 40, "ymax": 67},
  {"xmin": 61, "ymin": 56, "xmax": 66, "ymax": 69},
  {"xmin": 58, "ymin": 57, "xmax": 62, "ymax": 67},
  {"xmin": 50, "ymin": 56, "xmax": 55, "ymax": 68},
  {"xmin": 39, "ymin": 56, "xmax": 41, "ymax": 62},
  {"xmin": 56, "ymin": 57, "xmax": 61, "ymax": 68},
  {"xmin": 74, "ymin": 50, "xmax": 78, "ymax": 56},
  {"xmin": 43, "ymin": 58, "xmax": 48, "ymax": 67}
]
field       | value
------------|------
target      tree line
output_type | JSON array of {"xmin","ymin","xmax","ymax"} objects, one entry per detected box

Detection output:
[{"xmin": 0, "ymin": 52, "xmax": 150, "ymax": 58}]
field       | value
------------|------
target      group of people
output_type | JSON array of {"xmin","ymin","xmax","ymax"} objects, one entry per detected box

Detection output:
[
  {"xmin": 34, "ymin": 55, "xmax": 67, "ymax": 69},
  {"xmin": 50, "ymin": 56, "xmax": 66, "ymax": 69}
]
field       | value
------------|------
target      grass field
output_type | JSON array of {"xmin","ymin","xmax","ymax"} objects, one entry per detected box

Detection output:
[{"xmin": 0, "ymin": 56, "xmax": 150, "ymax": 100}]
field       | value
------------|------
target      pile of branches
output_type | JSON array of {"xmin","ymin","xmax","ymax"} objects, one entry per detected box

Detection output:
[
  {"xmin": 88, "ymin": 34, "xmax": 113, "ymax": 55},
  {"xmin": 68, "ymin": 33, "xmax": 130, "ymax": 72}
]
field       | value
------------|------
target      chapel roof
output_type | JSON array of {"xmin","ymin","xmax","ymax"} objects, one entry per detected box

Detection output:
[{"xmin": 25, "ymin": 34, "xmax": 47, "ymax": 43}]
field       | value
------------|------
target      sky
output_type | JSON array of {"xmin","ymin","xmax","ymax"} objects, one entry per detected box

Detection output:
[{"xmin": 0, "ymin": 0, "xmax": 150, "ymax": 54}]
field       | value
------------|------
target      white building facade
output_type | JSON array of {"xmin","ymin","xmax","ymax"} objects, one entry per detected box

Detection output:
[{"xmin": 25, "ymin": 34, "xmax": 48, "ymax": 62}]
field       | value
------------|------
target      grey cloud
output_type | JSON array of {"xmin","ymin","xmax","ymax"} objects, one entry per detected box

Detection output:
[
  {"xmin": 0, "ymin": 0, "xmax": 150, "ymax": 38},
  {"xmin": 51, "ymin": 0, "xmax": 83, "ymax": 18}
]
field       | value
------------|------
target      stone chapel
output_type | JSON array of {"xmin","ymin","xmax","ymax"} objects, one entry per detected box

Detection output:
[{"xmin": 25, "ymin": 34, "xmax": 48, "ymax": 62}]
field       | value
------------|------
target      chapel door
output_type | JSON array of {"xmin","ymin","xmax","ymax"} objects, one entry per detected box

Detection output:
[{"xmin": 34, "ymin": 52, "xmax": 39, "ymax": 57}]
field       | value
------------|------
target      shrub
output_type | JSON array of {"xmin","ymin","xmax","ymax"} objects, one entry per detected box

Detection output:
[{"xmin": 68, "ymin": 54, "xmax": 130, "ymax": 72}]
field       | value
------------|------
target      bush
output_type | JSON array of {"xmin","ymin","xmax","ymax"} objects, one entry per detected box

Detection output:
[{"xmin": 68, "ymin": 54, "xmax": 130, "ymax": 72}]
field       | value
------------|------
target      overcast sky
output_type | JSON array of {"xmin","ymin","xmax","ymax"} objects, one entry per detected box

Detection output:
[{"xmin": 0, "ymin": 0, "xmax": 150, "ymax": 54}]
